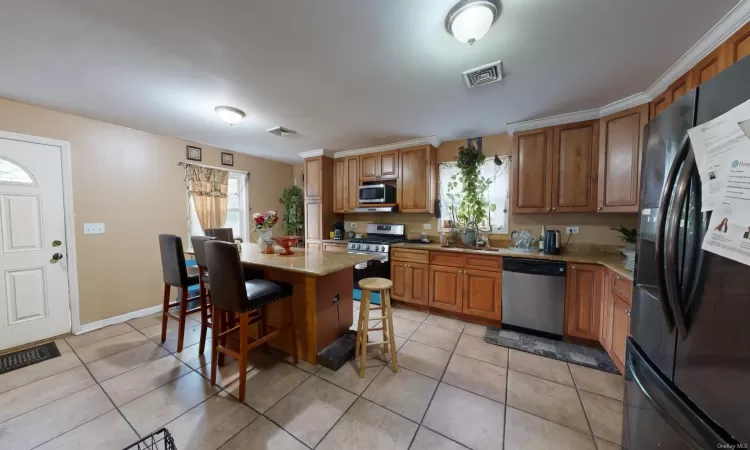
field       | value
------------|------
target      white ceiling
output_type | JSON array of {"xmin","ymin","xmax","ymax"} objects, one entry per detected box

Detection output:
[{"xmin": 0, "ymin": 0, "xmax": 741, "ymax": 163}]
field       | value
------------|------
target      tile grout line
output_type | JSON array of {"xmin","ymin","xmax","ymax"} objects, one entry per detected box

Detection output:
[
  {"xmin": 502, "ymin": 336, "xmax": 510, "ymax": 450},
  {"xmin": 568, "ymin": 362, "xmax": 598, "ymax": 447}
]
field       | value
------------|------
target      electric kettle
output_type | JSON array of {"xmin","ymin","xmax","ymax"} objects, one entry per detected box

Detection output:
[{"xmin": 543, "ymin": 230, "xmax": 561, "ymax": 255}]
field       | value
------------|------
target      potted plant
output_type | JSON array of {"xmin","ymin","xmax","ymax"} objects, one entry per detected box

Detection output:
[
  {"xmin": 445, "ymin": 145, "xmax": 498, "ymax": 246},
  {"xmin": 280, "ymin": 185, "xmax": 304, "ymax": 241},
  {"xmin": 611, "ymin": 226, "xmax": 637, "ymax": 251}
]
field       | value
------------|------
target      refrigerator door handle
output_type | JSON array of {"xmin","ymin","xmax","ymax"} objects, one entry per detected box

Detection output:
[
  {"xmin": 665, "ymin": 150, "xmax": 694, "ymax": 338},
  {"xmin": 655, "ymin": 135, "xmax": 690, "ymax": 330}
]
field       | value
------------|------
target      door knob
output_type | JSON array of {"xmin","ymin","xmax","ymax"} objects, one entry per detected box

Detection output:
[{"xmin": 50, "ymin": 253, "xmax": 64, "ymax": 263}]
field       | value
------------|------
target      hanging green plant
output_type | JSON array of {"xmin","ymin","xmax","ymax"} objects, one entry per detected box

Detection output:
[
  {"xmin": 445, "ymin": 145, "xmax": 497, "ymax": 244},
  {"xmin": 280, "ymin": 185, "xmax": 304, "ymax": 236}
]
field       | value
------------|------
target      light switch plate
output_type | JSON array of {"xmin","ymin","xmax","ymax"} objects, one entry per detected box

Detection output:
[
  {"xmin": 423, "ymin": 223, "xmax": 432, "ymax": 230},
  {"xmin": 84, "ymin": 223, "xmax": 105, "ymax": 234},
  {"xmin": 566, "ymin": 226, "xmax": 580, "ymax": 235}
]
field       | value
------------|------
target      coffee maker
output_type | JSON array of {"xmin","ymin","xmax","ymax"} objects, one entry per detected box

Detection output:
[{"xmin": 333, "ymin": 221, "xmax": 345, "ymax": 240}]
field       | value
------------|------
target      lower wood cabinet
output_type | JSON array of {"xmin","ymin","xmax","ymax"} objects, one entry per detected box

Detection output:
[
  {"xmin": 391, "ymin": 261, "xmax": 429, "ymax": 306},
  {"xmin": 564, "ymin": 263, "xmax": 603, "ymax": 340},
  {"xmin": 600, "ymin": 270, "xmax": 615, "ymax": 352},
  {"xmin": 611, "ymin": 296, "xmax": 631, "ymax": 368},
  {"xmin": 322, "ymin": 242, "xmax": 348, "ymax": 253},
  {"xmin": 429, "ymin": 265, "xmax": 463, "ymax": 313},
  {"xmin": 463, "ymin": 269, "xmax": 502, "ymax": 320}
]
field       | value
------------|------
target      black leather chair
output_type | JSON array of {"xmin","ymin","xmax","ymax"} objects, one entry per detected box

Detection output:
[
  {"xmin": 205, "ymin": 228, "xmax": 234, "ymax": 242},
  {"xmin": 205, "ymin": 240, "xmax": 297, "ymax": 402},
  {"xmin": 158, "ymin": 234, "xmax": 201, "ymax": 353},
  {"xmin": 190, "ymin": 235, "xmax": 216, "ymax": 355}
]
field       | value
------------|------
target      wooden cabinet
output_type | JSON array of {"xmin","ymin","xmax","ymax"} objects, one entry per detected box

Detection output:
[
  {"xmin": 304, "ymin": 157, "xmax": 323, "ymax": 200},
  {"xmin": 359, "ymin": 150, "xmax": 399, "ymax": 181},
  {"xmin": 305, "ymin": 201, "xmax": 322, "ymax": 243},
  {"xmin": 564, "ymin": 263, "xmax": 602, "ymax": 340},
  {"xmin": 551, "ymin": 121, "xmax": 599, "ymax": 212},
  {"xmin": 398, "ymin": 145, "xmax": 437, "ymax": 213},
  {"xmin": 611, "ymin": 297, "xmax": 631, "ymax": 368},
  {"xmin": 512, "ymin": 128, "xmax": 553, "ymax": 212},
  {"xmin": 597, "ymin": 105, "xmax": 648, "ymax": 213},
  {"xmin": 599, "ymin": 270, "xmax": 614, "ymax": 352},
  {"xmin": 463, "ymin": 269, "xmax": 502, "ymax": 320},
  {"xmin": 333, "ymin": 158, "xmax": 346, "ymax": 213},
  {"xmin": 726, "ymin": 21, "xmax": 750, "ymax": 65},
  {"xmin": 691, "ymin": 46, "xmax": 727, "ymax": 86},
  {"xmin": 332, "ymin": 157, "xmax": 359, "ymax": 213},
  {"xmin": 429, "ymin": 265, "xmax": 463, "ymax": 313},
  {"xmin": 649, "ymin": 91, "xmax": 670, "ymax": 119},
  {"xmin": 323, "ymin": 241, "xmax": 348, "ymax": 253},
  {"xmin": 391, "ymin": 261, "xmax": 429, "ymax": 306},
  {"xmin": 667, "ymin": 73, "xmax": 692, "ymax": 102}
]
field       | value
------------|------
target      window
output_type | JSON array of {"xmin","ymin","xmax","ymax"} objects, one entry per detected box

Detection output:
[
  {"xmin": 188, "ymin": 171, "xmax": 248, "ymax": 243},
  {"xmin": 0, "ymin": 158, "xmax": 34, "ymax": 184},
  {"xmin": 438, "ymin": 156, "xmax": 510, "ymax": 233}
]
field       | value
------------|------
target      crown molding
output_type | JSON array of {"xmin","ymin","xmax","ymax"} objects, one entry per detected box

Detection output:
[
  {"xmin": 506, "ymin": 1, "xmax": 750, "ymax": 135},
  {"xmin": 506, "ymin": 108, "xmax": 599, "ymax": 135},
  {"xmin": 298, "ymin": 148, "xmax": 335, "ymax": 159},
  {"xmin": 333, "ymin": 136, "xmax": 442, "ymax": 158}
]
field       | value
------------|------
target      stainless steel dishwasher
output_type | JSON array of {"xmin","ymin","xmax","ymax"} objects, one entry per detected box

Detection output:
[{"xmin": 502, "ymin": 257, "xmax": 566, "ymax": 338}]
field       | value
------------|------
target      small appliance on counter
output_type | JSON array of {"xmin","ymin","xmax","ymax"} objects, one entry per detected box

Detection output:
[
  {"xmin": 543, "ymin": 230, "xmax": 561, "ymax": 255},
  {"xmin": 333, "ymin": 221, "xmax": 345, "ymax": 240}
]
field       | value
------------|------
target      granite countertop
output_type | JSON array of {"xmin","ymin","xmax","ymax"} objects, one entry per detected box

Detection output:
[
  {"xmin": 238, "ymin": 244, "xmax": 371, "ymax": 276},
  {"xmin": 392, "ymin": 242, "xmax": 633, "ymax": 280}
]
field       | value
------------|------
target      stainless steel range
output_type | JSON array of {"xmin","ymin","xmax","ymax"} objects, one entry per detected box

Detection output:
[{"xmin": 348, "ymin": 224, "xmax": 405, "ymax": 284}]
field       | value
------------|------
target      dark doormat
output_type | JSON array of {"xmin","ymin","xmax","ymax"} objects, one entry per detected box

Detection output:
[
  {"xmin": 0, "ymin": 342, "xmax": 61, "ymax": 375},
  {"xmin": 485, "ymin": 327, "xmax": 620, "ymax": 375}
]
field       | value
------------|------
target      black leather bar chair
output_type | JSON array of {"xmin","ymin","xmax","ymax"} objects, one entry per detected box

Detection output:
[
  {"xmin": 158, "ymin": 234, "xmax": 201, "ymax": 353},
  {"xmin": 205, "ymin": 228, "xmax": 234, "ymax": 242},
  {"xmin": 205, "ymin": 240, "xmax": 297, "ymax": 402},
  {"xmin": 190, "ymin": 235, "xmax": 216, "ymax": 355}
]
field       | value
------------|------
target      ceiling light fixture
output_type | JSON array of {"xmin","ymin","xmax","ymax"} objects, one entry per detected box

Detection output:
[
  {"xmin": 445, "ymin": 0, "xmax": 498, "ymax": 45},
  {"xmin": 214, "ymin": 106, "xmax": 246, "ymax": 125}
]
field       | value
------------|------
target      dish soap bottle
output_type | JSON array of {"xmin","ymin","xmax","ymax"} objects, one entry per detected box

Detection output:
[{"xmin": 539, "ymin": 226, "xmax": 546, "ymax": 252}]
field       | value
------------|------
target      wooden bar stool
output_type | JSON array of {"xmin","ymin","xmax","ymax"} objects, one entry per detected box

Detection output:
[
  {"xmin": 158, "ymin": 234, "xmax": 202, "ymax": 353},
  {"xmin": 356, "ymin": 277, "xmax": 398, "ymax": 378},
  {"xmin": 205, "ymin": 240, "xmax": 297, "ymax": 402}
]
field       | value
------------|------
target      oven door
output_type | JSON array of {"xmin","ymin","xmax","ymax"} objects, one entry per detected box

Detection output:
[
  {"xmin": 351, "ymin": 254, "xmax": 389, "ymax": 284},
  {"xmin": 359, "ymin": 184, "xmax": 386, "ymax": 203}
]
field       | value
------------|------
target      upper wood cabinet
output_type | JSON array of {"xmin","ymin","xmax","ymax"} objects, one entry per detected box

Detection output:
[
  {"xmin": 332, "ymin": 156, "xmax": 359, "ymax": 213},
  {"xmin": 597, "ymin": 105, "xmax": 648, "ymax": 213},
  {"xmin": 304, "ymin": 157, "xmax": 323, "ymax": 200},
  {"xmin": 551, "ymin": 121, "xmax": 599, "ymax": 212},
  {"xmin": 649, "ymin": 72, "xmax": 693, "ymax": 119},
  {"xmin": 462, "ymin": 269, "xmax": 502, "ymax": 320},
  {"xmin": 398, "ymin": 145, "xmax": 437, "ymax": 213},
  {"xmin": 565, "ymin": 263, "xmax": 603, "ymax": 340},
  {"xmin": 359, "ymin": 150, "xmax": 399, "ymax": 181},
  {"xmin": 649, "ymin": 91, "xmax": 670, "ymax": 119},
  {"xmin": 512, "ymin": 128, "xmax": 553, "ymax": 212},
  {"xmin": 691, "ymin": 46, "xmax": 727, "ymax": 87},
  {"xmin": 726, "ymin": 21, "xmax": 750, "ymax": 65}
]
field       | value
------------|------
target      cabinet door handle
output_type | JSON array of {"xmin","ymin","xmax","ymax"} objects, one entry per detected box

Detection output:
[
  {"xmin": 571, "ymin": 265, "xmax": 576, "ymax": 269},
  {"xmin": 552, "ymin": 207, "xmax": 557, "ymax": 211},
  {"xmin": 547, "ymin": 207, "xmax": 551, "ymax": 211},
  {"xmin": 616, "ymin": 276, "xmax": 620, "ymax": 280},
  {"xmin": 625, "ymin": 309, "xmax": 631, "ymax": 317},
  {"xmin": 597, "ymin": 206, "xmax": 603, "ymax": 211}
]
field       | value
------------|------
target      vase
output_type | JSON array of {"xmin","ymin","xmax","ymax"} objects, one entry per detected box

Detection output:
[
  {"xmin": 461, "ymin": 230, "xmax": 477, "ymax": 246},
  {"xmin": 257, "ymin": 229, "xmax": 272, "ymax": 251}
]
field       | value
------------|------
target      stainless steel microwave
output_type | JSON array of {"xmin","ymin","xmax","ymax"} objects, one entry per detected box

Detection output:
[{"xmin": 359, "ymin": 184, "xmax": 396, "ymax": 203}]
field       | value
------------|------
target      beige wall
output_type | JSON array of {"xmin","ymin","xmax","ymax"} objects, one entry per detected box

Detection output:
[
  {"xmin": 0, "ymin": 97, "xmax": 294, "ymax": 325},
  {"xmin": 344, "ymin": 133, "xmax": 638, "ymax": 246},
  {"xmin": 292, "ymin": 164, "xmax": 304, "ymax": 186}
]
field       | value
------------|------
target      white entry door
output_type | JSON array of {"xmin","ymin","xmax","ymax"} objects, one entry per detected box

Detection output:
[{"xmin": 0, "ymin": 136, "xmax": 70, "ymax": 351}]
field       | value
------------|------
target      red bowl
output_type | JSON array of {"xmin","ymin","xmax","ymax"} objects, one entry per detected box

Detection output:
[{"xmin": 272, "ymin": 236, "xmax": 300, "ymax": 255}]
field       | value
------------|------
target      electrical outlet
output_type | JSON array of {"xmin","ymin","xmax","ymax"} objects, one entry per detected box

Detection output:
[
  {"xmin": 423, "ymin": 223, "xmax": 432, "ymax": 230},
  {"xmin": 566, "ymin": 226, "xmax": 580, "ymax": 235},
  {"xmin": 83, "ymin": 223, "xmax": 105, "ymax": 234},
  {"xmin": 350, "ymin": 223, "xmax": 356, "ymax": 228}
]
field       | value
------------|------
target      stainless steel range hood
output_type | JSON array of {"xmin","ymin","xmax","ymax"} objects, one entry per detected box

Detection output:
[{"xmin": 353, "ymin": 205, "xmax": 398, "ymax": 213}]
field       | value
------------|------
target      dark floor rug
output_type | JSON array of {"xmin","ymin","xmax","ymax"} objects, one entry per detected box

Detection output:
[
  {"xmin": 0, "ymin": 342, "xmax": 61, "ymax": 375},
  {"xmin": 484, "ymin": 327, "xmax": 620, "ymax": 374}
]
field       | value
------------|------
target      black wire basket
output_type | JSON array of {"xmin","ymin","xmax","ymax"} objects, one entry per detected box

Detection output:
[{"xmin": 123, "ymin": 428, "xmax": 176, "ymax": 450}]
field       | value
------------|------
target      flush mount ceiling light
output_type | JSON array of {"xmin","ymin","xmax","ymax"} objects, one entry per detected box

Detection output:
[
  {"xmin": 446, "ymin": 0, "xmax": 499, "ymax": 45},
  {"xmin": 214, "ymin": 106, "xmax": 245, "ymax": 125}
]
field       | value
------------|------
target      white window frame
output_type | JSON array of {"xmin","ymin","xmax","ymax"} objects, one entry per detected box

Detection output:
[
  {"xmin": 186, "ymin": 167, "xmax": 249, "ymax": 247},
  {"xmin": 438, "ymin": 156, "xmax": 511, "ymax": 234}
]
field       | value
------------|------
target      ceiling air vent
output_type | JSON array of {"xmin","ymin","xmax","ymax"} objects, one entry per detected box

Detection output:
[
  {"xmin": 266, "ymin": 126, "xmax": 296, "ymax": 137},
  {"xmin": 463, "ymin": 60, "xmax": 503, "ymax": 88}
]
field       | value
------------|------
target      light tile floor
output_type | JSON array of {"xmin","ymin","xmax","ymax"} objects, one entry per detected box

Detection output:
[{"xmin": 0, "ymin": 301, "xmax": 624, "ymax": 449}]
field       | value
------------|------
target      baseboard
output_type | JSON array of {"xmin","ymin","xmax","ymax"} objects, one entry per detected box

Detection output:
[{"xmin": 75, "ymin": 305, "xmax": 162, "ymax": 335}]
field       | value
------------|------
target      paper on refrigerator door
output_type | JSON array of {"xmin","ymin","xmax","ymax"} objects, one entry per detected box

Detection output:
[
  {"xmin": 702, "ymin": 151, "xmax": 750, "ymax": 266},
  {"xmin": 687, "ymin": 99, "xmax": 750, "ymax": 211}
]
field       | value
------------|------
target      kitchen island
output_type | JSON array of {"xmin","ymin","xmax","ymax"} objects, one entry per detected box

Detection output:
[{"xmin": 229, "ymin": 245, "xmax": 371, "ymax": 365}]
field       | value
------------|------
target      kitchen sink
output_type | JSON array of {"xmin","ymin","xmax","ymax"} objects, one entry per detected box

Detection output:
[{"xmin": 440, "ymin": 244, "xmax": 500, "ymax": 252}]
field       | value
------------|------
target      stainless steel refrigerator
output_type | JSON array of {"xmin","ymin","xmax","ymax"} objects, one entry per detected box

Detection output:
[{"xmin": 625, "ymin": 55, "xmax": 750, "ymax": 449}]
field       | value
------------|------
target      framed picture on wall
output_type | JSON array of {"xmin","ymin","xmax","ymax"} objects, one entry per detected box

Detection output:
[
  {"xmin": 186, "ymin": 145, "xmax": 202, "ymax": 161},
  {"xmin": 221, "ymin": 152, "xmax": 234, "ymax": 166}
]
